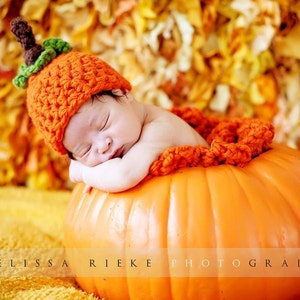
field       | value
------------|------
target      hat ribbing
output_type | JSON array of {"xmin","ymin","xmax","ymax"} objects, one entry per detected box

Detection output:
[{"xmin": 11, "ymin": 17, "xmax": 131, "ymax": 154}]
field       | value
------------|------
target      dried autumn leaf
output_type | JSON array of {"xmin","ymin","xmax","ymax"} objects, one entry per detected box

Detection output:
[
  {"xmin": 172, "ymin": 11, "xmax": 194, "ymax": 71},
  {"xmin": 0, "ymin": 0, "xmax": 11, "ymax": 19},
  {"xmin": 273, "ymin": 23, "xmax": 300, "ymax": 59},
  {"xmin": 209, "ymin": 84, "xmax": 231, "ymax": 113},
  {"xmin": 115, "ymin": 0, "xmax": 137, "ymax": 17},
  {"xmin": 20, "ymin": 0, "xmax": 50, "ymax": 21}
]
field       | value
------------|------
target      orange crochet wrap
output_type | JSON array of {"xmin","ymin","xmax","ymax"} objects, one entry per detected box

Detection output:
[{"xmin": 147, "ymin": 107, "xmax": 275, "ymax": 178}]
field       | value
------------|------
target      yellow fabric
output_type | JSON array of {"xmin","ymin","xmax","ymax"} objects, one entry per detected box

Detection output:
[{"xmin": 0, "ymin": 187, "xmax": 98, "ymax": 300}]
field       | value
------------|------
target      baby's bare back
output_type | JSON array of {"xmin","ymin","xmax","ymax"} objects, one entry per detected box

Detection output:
[{"xmin": 142, "ymin": 105, "xmax": 209, "ymax": 150}]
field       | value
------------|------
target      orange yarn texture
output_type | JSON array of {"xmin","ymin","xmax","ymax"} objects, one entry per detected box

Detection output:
[
  {"xmin": 148, "ymin": 107, "xmax": 275, "ymax": 177},
  {"xmin": 26, "ymin": 51, "xmax": 131, "ymax": 154}
]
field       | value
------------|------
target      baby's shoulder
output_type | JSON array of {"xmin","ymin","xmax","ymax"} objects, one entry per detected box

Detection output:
[
  {"xmin": 144, "ymin": 105, "xmax": 175, "ymax": 124},
  {"xmin": 142, "ymin": 105, "xmax": 188, "ymax": 140},
  {"xmin": 139, "ymin": 105, "xmax": 174, "ymax": 137}
]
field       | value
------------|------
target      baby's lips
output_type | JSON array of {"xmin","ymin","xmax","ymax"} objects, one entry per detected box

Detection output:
[{"xmin": 111, "ymin": 146, "xmax": 124, "ymax": 159}]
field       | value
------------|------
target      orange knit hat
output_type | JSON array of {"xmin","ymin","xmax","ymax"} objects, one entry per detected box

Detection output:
[{"xmin": 11, "ymin": 17, "xmax": 131, "ymax": 154}]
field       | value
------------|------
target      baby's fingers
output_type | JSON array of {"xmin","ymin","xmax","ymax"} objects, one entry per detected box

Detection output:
[{"xmin": 83, "ymin": 185, "xmax": 92, "ymax": 193}]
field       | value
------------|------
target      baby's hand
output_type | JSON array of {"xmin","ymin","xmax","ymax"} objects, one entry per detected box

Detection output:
[
  {"xmin": 83, "ymin": 185, "xmax": 92, "ymax": 193},
  {"xmin": 69, "ymin": 160, "xmax": 92, "ymax": 193},
  {"xmin": 69, "ymin": 159, "xmax": 84, "ymax": 183}
]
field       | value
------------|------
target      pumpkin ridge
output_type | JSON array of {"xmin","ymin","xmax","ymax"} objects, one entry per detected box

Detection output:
[
  {"xmin": 203, "ymin": 168, "xmax": 219, "ymax": 250},
  {"xmin": 245, "ymin": 158, "xmax": 300, "ymax": 247},
  {"xmin": 250, "ymin": 154, "xmax": 300, "ymax": 228},
  {"xmin": 243, "ymin": 165, "xmax": 289, "ymax": 246},
  {"xmin": 157, "ymin": 178, "xmax": 173, "ymax": 255},
  {"xmin": 249, "ymin": 163, "xmax": 290, "ymax": 248},
  {"xmin": 227, "ymin": 166, "xmax": 265, "ymax": 247}
]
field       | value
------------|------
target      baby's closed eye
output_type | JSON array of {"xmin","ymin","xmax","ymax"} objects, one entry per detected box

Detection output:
[{"xmin": 98, "ymin": 114, "xmax": 110, "ymax": 132}]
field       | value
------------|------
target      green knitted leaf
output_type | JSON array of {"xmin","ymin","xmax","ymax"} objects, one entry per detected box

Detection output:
[
  {"xmin": 42, "ymin": 38, "xmax": 72, "ymax": 55},
  {"xmin": 13, "ymin": 38, "xmax": 72, "ymax": 89}
]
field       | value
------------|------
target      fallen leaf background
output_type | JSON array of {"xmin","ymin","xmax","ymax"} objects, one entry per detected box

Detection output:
[{"xmin": 0, "ymin": 0, "xmax": 299, "ymax": 189}]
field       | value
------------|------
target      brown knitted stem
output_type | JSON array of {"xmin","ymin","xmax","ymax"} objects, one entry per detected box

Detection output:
[
  {"xmin": 147, "ymin": 107, "xmax": 275, "ymax": 178},
  {"xmin": 10, "ymin": 17, "xmax": 44, "ymax": 66}
]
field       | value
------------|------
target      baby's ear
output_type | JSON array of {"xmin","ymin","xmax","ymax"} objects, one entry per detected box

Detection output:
[
  {"xmin": 111, "ymin": 89, "xmax": 124, "ymax": 97},
  {"xmin": 112, "ymin": 89, "xmax": 134, "ymax": 102}
]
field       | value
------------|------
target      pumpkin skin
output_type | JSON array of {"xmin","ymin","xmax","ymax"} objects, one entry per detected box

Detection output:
[{"xmin": 64, "ymin": 143, "xmax": 300, "ymax": 300}]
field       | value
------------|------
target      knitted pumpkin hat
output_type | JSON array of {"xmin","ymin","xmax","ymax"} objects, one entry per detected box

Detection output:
[{"xmin": 10, "ymin": 17, "xmax": 131, "ymax": 154}]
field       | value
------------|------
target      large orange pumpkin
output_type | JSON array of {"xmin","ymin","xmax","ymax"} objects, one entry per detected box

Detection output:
[{"xmin": 64, "ymin": 108, "xmax": 300, "ymax": 300}]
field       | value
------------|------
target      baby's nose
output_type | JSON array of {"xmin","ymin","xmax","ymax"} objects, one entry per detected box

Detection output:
[{"xmin": 97, "ymin": 137, "xmax": 112, "ymax": 154}]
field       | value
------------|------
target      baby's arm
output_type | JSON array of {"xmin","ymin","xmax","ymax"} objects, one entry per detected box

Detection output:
[{"xmin": 69, "ymin": 140, "xmax": 163, "ymax": 193}]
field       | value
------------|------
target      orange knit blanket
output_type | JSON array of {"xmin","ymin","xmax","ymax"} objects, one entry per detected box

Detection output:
[{"xmin": 148, "ymin": 107, "xmax": 275, "ymax": 177}]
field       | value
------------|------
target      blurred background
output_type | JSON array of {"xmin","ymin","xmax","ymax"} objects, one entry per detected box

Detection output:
[{"xmin": 0, "ymin": 0, "xmax": 299, "ymax": 190}]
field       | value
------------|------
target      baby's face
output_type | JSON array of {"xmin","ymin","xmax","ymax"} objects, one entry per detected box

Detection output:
[{"xmin": 63, "ymin": 92, "xmax": 142, "ymax": 167}]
